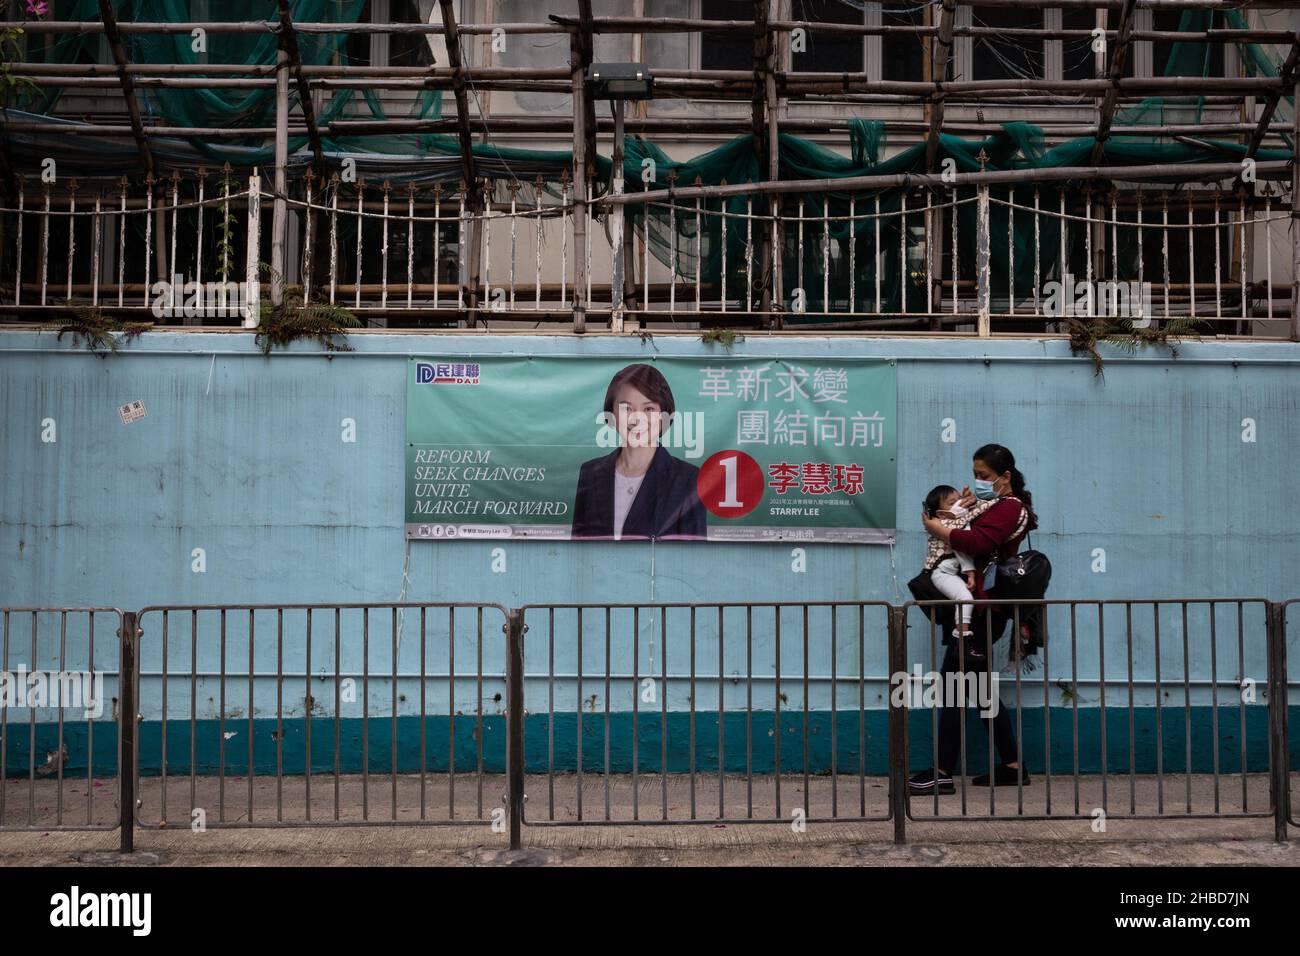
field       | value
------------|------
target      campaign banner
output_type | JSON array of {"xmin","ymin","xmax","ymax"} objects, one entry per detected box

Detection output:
[{"xmin": 405, "ymin": 356, "xmax": 897, "ymax": 543}]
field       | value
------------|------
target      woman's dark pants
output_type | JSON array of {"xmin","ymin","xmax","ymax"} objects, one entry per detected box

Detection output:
[{"xmin": 936, "ymin": 612, "xmax": 1021, "ymax": 774}]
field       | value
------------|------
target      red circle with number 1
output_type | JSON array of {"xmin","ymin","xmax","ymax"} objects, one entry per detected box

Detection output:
[{"xmin": 697, "ymin": 449, "xmax": 763, "ymax": 518}]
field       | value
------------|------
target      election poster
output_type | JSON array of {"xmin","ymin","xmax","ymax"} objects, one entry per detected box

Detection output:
[{"xmin": 405, "ymin": 356, "xmax": 896, "ymax": 543}]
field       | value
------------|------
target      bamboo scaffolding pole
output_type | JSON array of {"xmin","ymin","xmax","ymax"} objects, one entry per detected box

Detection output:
[
  {"xmin": 3, "ymin": 75, "xmax": 547, "ymax": 90},
  {"xmin": 9, "ymin": 73, "xmax": 1288, "ymax": 99},
  {"xmin": 1242, "ymin": 34, "xmax": 1300, "ymax": 168},
  {"xmin": 601, "ymin": 161, "xmax": 1291, "ymax": 208},
  {"xmin": 12, "ymin": 73, "xmax": 1284, "ymax": 96},
  {"xmin": 4, "ymin": 115, "xmax": 1293, "ymax": 142},
  {"xmin": 437, "ymin": 0, "xmax": 476, "ymax": 192},
  {"xmin": 927, "ymin": 0, "xmax": 956, "ymax": 174},
  {"xmin": 271, "ymin": 45, "xmax": 289, "ymax": 307},
  {"xmin": 1091, "ymin": 0, "xmax": 1138, "ymax": 167},
  {"xmin": 753, "ymin": 0, "xmax": 775, "ymax": 323},
  {"xmin": 437, "ymin": 0, "xmax": 482, "ymax": 327},
  {"xmin": 276, "ymin": 0, "xmax": 325, "ymax": 173},
  {"xmin": 95, "ymin": 0, "xmax": 152, "ymax": 178},
  {"xmin": 1292, "ymin": 74, "xmax": 1300, "ymax": 341},
  {"xmin": 11, "ymin": 7, "xmax": 1299, "ymax": 37},
  {"xmin": 569, "ymin": 0, "xmax": 594, "ymax": 334},
  {"xmin": 1, "ymin": 63, "xmax": 575, "ymax": 78},
  {"xmin": 773, "ymin": 76, "xmax": 1287, "ymax": 94},
  {"xmin": 577, "ymin": 0, "xmax": 597, "ymax": 203}
]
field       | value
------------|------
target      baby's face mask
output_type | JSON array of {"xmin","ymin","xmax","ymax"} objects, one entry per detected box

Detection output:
[{"xmin": 944, "ymin": 500, "xmax": 968, "ymax": 518}]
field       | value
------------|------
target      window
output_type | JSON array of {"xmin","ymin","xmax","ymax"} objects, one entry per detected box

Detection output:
[
  {"xmin": 344, "ymin": 0, "xmax": 374, "ymax": 67},
  {"xmin": 345, "ymin": 0, "xmax": 437, "ymax": 69},
  {"xmin": 881, "ymin": 2, "xmax": 925, "ymax": 82},
  {"xmin": 701, "ymin": 0, "xmax": 754, "ymax": 71},
  {"xmin": 645, "ymin": 0, "xmax": 692, "ymax": 72},
  {"xmin": 1062, "ymin": 6, "xmax": 1134, "ymax": 82},
  {"xmin": 389, "ymin": 0, "xmax": 436, "ymax": 69},
  {"xmin": 970, "ymin": 6, "xmax": 1044, "ymax": 81},
  {"xmin": 495, "ymin": 0, "xmax": 630, "ymax": 114},
  {"xmin": 790, "ymin": 0, "xmax": 864, "ymax": 74},
  {"xmin": 1153, "ymin": 10, "xmax": 1223, "ymax": 78},
  {"xmin": 703, "ymin": 0, "xmax": 865, "ymax": 73}
]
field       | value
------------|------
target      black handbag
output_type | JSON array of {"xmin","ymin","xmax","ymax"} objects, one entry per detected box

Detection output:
[
  {"xmin": 991, "ymin": 538, "xmax": 1052, "ymax": 658},
  {"xmin": 994, "ymin": 544, "xmax": 1051, "ymax": 596}
]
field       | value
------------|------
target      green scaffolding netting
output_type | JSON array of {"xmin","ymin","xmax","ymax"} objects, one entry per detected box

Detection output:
[
  {"xmin": 604, "ymin": 123, "xmax": 1290, "ymax": 320},
  {"xmin": 18, "ymin": 0, "xmax": 444, "ymax": 163},
  {"xmin": 4, "ymin": 2, "xmax": 1293, "ymax": 319}
]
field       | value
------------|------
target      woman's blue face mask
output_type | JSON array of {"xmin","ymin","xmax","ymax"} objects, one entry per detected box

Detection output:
[{"xmin": 973, "ymin": 478, "xmax": 999, "ymax": 500}]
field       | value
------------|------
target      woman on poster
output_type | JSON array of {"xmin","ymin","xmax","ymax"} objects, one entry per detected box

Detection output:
[{"xmin": 571, "ymin": 363, "xmax": 707, "ymax": 540}]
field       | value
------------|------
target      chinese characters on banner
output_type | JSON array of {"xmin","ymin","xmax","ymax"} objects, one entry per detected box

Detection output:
[{"xmin": 692, "ymin": 364, "xmax": 884, "ymax": 503}]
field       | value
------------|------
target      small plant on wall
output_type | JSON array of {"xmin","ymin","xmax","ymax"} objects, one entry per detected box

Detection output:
[
  {"xmin": 44, "ymin": 305, "xmax": 151, "ymax": 356},
  {"xmin": 254, "ymin": 263, "xmax": 361, "ymax": 354},
  {"xmin": 1067, "ymin": 315, "xmax": 1202, "ymax": 380},
  {"xmin": 701, "ymin": 327, "xmax": 741, "ymax": 350}
]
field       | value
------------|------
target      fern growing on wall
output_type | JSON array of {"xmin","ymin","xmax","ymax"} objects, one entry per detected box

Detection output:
[
  {"xmin": 1067, "ymin": 315, "xmax": 1203, "ymax": 379},
  {"xmin": 254, "ymin": 263, "xmax": 360, "ymax": 354},
  {"xmin": 45, "ymin": 305, "xmax": 151, "ymax": 356}
]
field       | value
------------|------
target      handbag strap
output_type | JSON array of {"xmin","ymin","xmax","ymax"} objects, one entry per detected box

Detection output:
[{"xmin": 1004, "ymin": 496, "xmax": 1031, "ymax": 544}]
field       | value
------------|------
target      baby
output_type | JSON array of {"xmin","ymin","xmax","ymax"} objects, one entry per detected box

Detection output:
[{"xmin": 923, "ymin": 484, "xmax": 996, "ymax": 658}]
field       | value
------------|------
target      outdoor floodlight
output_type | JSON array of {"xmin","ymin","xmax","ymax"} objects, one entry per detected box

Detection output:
[{"xmin": 586, "ymin": 63, "xmax": 654, "ymax": 100}]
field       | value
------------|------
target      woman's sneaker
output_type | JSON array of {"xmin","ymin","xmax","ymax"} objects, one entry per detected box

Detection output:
[
  {"xmin": 908, "ymin": 768, "xmax": 955, "ymax": 795},
  {"xmin": 971, "ymin": 764, "xmax": 1032, "ymax": 787}
]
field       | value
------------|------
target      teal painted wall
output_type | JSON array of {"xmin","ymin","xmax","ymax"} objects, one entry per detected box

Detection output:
[
  {"xmin": 2, "ymin": 708, "xmax": 1293, "ymax": 777},
  {"xmin": 1, "ymin": 330, "xmax": 1297, "ymax": 775}
]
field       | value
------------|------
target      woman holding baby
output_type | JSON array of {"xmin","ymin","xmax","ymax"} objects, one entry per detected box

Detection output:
[{"xmin": 909, "ymin": 443, "xmax": 1038, "ymax": 796}]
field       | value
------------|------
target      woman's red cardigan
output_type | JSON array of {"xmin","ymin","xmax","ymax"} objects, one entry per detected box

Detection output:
[{"xmin": 948, "ymin": 496, "xmax": 1036, "ymax": 601}]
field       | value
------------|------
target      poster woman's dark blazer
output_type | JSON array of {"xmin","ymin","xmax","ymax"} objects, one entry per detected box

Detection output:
[{"xmin": 570, "ymin": 446, "xmax": 708, "ymax": 540}]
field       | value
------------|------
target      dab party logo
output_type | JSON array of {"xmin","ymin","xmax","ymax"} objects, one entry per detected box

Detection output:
[{"xmin": 416, "ymin": 361, "xmax": 481, "ymax": 385}]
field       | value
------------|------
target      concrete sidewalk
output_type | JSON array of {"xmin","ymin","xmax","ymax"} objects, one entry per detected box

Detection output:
[
  {"xmin": 0, "ymin": 818, "xmax": 1295, "ymax": 867},
  {"xmin": 2, "ymin": 771, "xmax": 1295, "ymax": 866}
]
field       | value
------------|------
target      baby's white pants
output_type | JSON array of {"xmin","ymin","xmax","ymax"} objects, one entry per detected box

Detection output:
[{"xmin": 931, "ymin": 555, "xmax": 977, "ymax": 628}]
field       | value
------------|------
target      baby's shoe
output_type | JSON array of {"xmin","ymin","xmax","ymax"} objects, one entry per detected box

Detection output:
[{"xmin": 953, "ymin": 628, "xmax": 984, "ymax": 660}]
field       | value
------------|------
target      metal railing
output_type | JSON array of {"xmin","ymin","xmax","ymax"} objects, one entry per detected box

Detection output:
[
  {"xmin": 1280, "ymin": 598, "xmax": 1298, "ymax": 830},
  {"xmin": 131, "ymin": 603, "xmax": 511, "ymax": 832},
  {"xmin": 901, "ymin": 598, "xmax": 1276, "ymax": 824},
  {"xmin": 1, "ymin": 597, "xmax": 1294, "ymax": 850},
  {"xmin": 515, "ymin": 602, "xmax": 896, "ymax": 826},
  {"xmin": 0, "ymin": 172, "xmax": 1293, "ymax": 336},
  {"xmin": 0, "ymin": 608, "xmax": 123, "ymax": 832}
]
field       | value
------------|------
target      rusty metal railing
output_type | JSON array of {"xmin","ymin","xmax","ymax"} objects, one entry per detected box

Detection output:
[{"xmin": 4, "ymin": 175, "xmax": 1291, "ymax": 336}]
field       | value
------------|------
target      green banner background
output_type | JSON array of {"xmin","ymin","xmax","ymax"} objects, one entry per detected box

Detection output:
[{"xmin": 405, "ymin": 356, "xmax": 896, "ymax": 543}]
